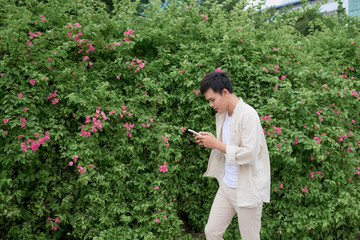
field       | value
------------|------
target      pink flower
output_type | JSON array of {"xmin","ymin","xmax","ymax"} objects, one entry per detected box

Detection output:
[
  {"xmin": 125, "ymin": 29, "xmax": 134, "ymax": 35},
  {"xmin": 179, "ymin": 70, "xmax": 184, "ymax": 73},
  {"xmin": 200, "ymin": 14, "xmax": 208, "ymax": 21},
  {"xmin": 193, "ymin": 89, "xmax": 199, "ymax": 95},
  {"xmin": 293, "ymin": 137, "xmax": 299, "ymax": 145},
  {"xmin": 54, "ymin": 217, "xmax": 61, "ymax": 223},
  {"xmin": 52, "ymin": 98, "xmax": 59, "ymax": 105},
  {"xmin": 69, "ymin": 161, "xmax": 73, "ymax": 166},
  {"xmin": 155, "ymin": 218, "xmax": 160, "ymax": 223},
  {"xmin": 23, "ymin": 107, "xmax": 27, "ymax": 112},
  {"xmin": 351, "ymin": 41, "xmax": 355, "ymax": 45},
  {"xmin": 302, "ymin": 186, "xmax": 308, "ymax": 193},
  {"xmin": 77, "ymin": 164, "xmax": 85, "ymax": 174},
  {"xmin": 116, "ymin": 75, "xmax": 120, "ymax": 80},
  {"xmin": 18, "ymin": 93, "xmax": 22, "ymax": 97},
  {"xmin": 41, "ymin": 18, "xmax": 45, "ymax": 22},
  {"xmin": 4, "ymin": 130, "xmax": 8, "ymax": 134},
  {"xmin": 75, "ymin": 23, "xmax": 82, "ymax": 28},
  {"xmin": 279, "ymin": 184, "xmax": 283, "ymax": 189},
  {"xmin": 214, "ymin": 68, "xmax": 223, "ymax": 72},
  {"xmin": 280, "ymin": 75, "xmax": 286, "ymax": 80},
  {"xmin": 52, "ymin": 226, "xmax": 57, "ymax": 230},
  {"xmin": 272, "ymin": 126, "xmax": 281, "ymax": 134},
  {"xmin": 275, "ymin": 86, "xmax": 278, "ymax": 91},
  {"xmin": 83, "ymin": 56, "xmax": 89, "ymax": 61},
  {"xmin": 154, "ymin": 185, "xmax": 159, "ymax": 190},
  {"xmin": 89, "ymin": 164, "xmax": 93, "ymax": 168},
  {"xmin": 314, "ymin": 136, "xmax": 321, "ymax": 144},
  {"xmin": 160, "ymin": 161, "xmax": 168, "ymax": 173},
  {"xmin": 236, "ymin": 26, "xmax": 243, "ymax": 32},
  {"xmin": 185, "ymin": 6, "xmax": 188, "ymax": 10},
  {"xmin": 181, "ymin": 127, "xmax": 185, "ymax": 133},
  {"xmin": 261, "ymin": 116, "xmax": 271, "ymax": 121},
  {"xmin": 30, "ymin": 79, "xmax": 36, "ymax": 86},
  {"xmin": 3, "ymin": 118, "xmax": 9, "ymax": 123},
  {"xmin": 162, "ymin": 136, "xmax": 169, "ymax": 143},
  {"xmin": 273, "ymin": 47, "xmax": 277, "ymax": 50},
  {"xmin": 74, "ymin": 155, "xmax": 78, "ymax": 163},
  {"xmin": 18, "ymin": 135, "xmax": 23, "ymax": 139},
  {"xmin": 150, "ymin": 118, "xmax": 154, "ymax": 122}
]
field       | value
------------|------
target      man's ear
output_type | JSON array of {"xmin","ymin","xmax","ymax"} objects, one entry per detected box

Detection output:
[{"xmin": 222, "ymin": 88, "xmax": 229, "ymax": 96}]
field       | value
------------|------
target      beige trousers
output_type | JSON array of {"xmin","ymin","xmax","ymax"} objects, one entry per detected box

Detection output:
[{"xmin": 204, "ymin": 181, "xmax": 263, "ymax": 240}]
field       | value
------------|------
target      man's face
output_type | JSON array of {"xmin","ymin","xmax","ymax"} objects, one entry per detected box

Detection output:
[{"xmin": 204, "ymin": 88, "xmax": 227, "ymax": 113}]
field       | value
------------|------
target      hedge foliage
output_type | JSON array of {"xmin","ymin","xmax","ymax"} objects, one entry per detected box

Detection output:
[{"xmin": 1, "ymin": 0, "xmax": 360, "ymax": 239}]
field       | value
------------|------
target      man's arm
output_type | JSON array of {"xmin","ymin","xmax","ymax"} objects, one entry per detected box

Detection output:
[{"xmin": 194, "ymin": 132, "xmax": 226, "ymax": 153}]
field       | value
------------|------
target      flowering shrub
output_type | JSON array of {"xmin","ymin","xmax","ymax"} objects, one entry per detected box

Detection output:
[{"xmin": 0, "ymin": 0, "xmax": 359, "ymax": 239}]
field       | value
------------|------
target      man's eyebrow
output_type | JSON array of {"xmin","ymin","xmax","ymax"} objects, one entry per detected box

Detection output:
[{"xmin": 207, "ymin": 97, "xmax": 214, "ymax": 101}]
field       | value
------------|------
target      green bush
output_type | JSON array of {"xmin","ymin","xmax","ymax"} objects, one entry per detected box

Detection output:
[{"xmin": 1, "ymin": 0, "xmax": 359, "ymax": 239}]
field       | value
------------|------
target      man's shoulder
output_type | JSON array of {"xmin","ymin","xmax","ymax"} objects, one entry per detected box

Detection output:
[{"xmin": 235, "ymin": 100, "xmax": 258, "ymax": 117}]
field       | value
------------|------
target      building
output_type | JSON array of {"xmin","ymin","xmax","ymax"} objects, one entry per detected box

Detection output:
[
  {"xmin": 348, "ymin": 0, "xmax": 360, "ymax": 16},
  {"xmin": 263, "ymin": 0, "xmax": 360, "ymax": 17}
]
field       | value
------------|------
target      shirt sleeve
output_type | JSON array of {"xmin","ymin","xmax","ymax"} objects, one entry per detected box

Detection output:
[{"xmin": 226, "ymin": 110, "xmax": 261, "ymax": 166}]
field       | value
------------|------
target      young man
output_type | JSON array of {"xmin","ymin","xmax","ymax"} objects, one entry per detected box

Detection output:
[{"xmin": 194, "ymin": 71, "xmax": 270, "ymax": 240}]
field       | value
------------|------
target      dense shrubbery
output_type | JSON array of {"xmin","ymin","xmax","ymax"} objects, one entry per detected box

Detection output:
[{"xmin": 1, "ymin": 0, "xmax": 359, "ymax": 239}]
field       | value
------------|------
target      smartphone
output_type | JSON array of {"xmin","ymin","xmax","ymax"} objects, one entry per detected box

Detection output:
[{"xmin": 188, "ymin": 129, "xmax": 201, "ymax": 136}]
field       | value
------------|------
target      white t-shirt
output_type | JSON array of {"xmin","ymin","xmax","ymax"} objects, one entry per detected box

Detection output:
[{"xmin": 222, "ymin": 112, "xmax": 238, "ymax": 188}]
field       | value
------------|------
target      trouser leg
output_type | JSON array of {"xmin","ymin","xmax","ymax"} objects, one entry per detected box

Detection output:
[
  {"xmin": 236, "ymin": 203, "xmax": 263, "ymax": 240},
  {"xmin": 204, "ymin": 182, "xmax": 236, "ymax": 240}
]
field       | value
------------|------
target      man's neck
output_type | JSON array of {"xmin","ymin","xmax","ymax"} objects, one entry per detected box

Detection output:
[{"xmin": 227, "ymin": 95, "xmax": 240, "ymax": 117}]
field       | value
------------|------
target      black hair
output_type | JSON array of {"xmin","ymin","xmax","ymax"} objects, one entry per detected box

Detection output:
[{"xmin": 200, "ymin": 71, "xmax": 233, "ymax": 95}]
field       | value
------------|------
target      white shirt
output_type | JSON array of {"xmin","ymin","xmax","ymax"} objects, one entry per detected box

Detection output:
[{"xmin": 222, "ymin": 112, "xmax": 238, "ymax": 188}]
